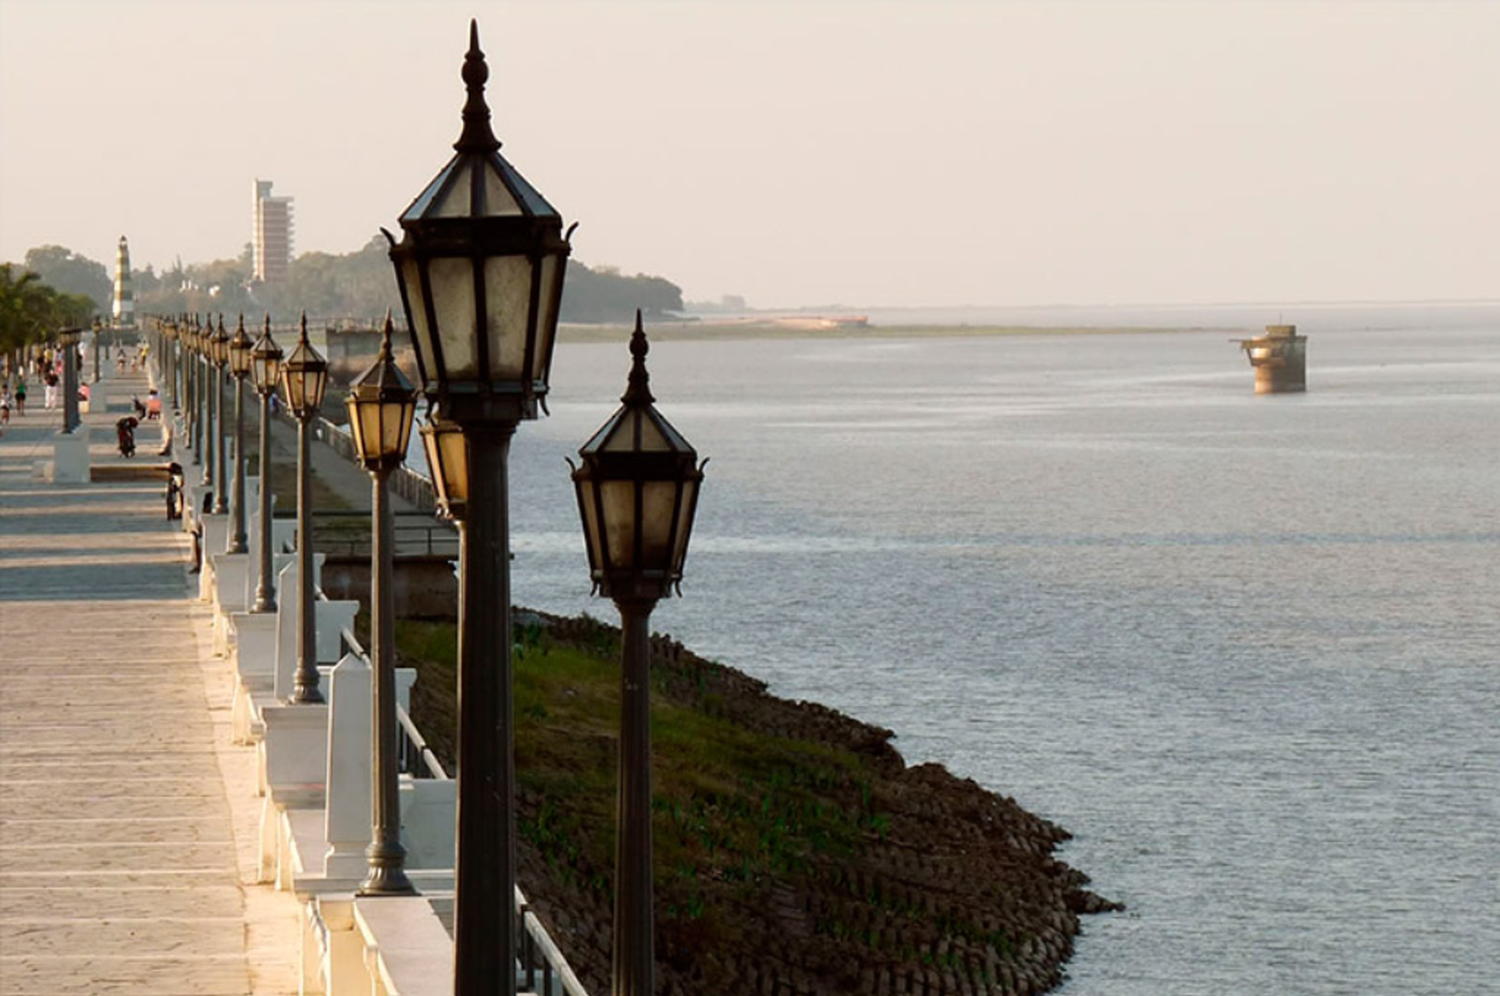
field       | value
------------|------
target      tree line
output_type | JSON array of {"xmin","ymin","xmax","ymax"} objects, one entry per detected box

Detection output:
[
  {"xmin": 0, "ymin": 261, "xmax": 98, "ymax": 367},
  {"xmin": 4, "ymin": 238, "xmax": 684, "ymax": 331}
]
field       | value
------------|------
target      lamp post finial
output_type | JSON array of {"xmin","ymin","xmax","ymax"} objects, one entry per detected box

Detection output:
[
  {"xmin": 623, "ymin": 309, "xmax": 654, "ymax": 406},
  {"xmin": 456, "ymin": 19, "xmax": 501, "ymax": 154}
]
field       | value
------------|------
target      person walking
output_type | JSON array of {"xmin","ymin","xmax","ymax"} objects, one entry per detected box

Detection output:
[
  {"xmin": 14, "ymin": 378, "xmax": 26, "ymax": 416},
  {"xmin": 43, "ymin": 369, "xmax": 58, "ymax": 410}
]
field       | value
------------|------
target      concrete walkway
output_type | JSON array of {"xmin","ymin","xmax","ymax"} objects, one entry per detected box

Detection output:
[{"xmin": 0, "ymin": 366, "xmax": 300, "ymax": 995}]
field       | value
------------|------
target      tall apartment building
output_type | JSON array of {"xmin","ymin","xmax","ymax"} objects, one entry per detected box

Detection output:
[{"xmin": 251, "ymin": 179, "xmax": 294, "ymax": 284}]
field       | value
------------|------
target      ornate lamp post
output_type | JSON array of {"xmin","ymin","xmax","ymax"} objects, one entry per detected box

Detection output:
[
  {"xmin": 162, "ymin": 319, "xmax": 179, "ymax": 409},
  {"xmin": 193, "ymin": 316, "xmax": 208, "ymax": 477},
  {"xmin": 58, "ymin": 327, "xmax": 82, "ymax": 433},
  {"xmin": 570, "ymin": 314, "xmax": 704, "ymax": 996},
  {"xmin": 226, "ymin": 317, "xmax": 254, "ymax": 554},
  {"xmin": 345, "ymin": 314, "xmax": 419, "ymax": 896},
  {"xmin": 387, "ymin": 20, "xmax": 572, "ymax": 994},
  {"xmin": 280, "ymin": 314, "xmax": 329, "ymax": 704},
  {"xmin": 250, "ymin": 318, "xmax": 283, "ymax": 613},
  {"xmin": 91, "ymin": 318, "xmax": 102, "ymax": 383},
  {"xmin": 185, "ymin": 317, "xmax": 201, "ymax": 468},
  {"xmin": 210, "ymin": 316, "xmax": 231, "ymax": 514}
]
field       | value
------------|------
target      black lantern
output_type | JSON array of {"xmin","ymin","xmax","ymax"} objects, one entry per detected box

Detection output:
[
  {"xmin": 570, "ymin": 312, "xmax": 704, "ymax": 996},
  {"xmin": 280, "ymin": 314, "xmax": 329, "ymax": 418},
  {"xmin": 228, "ymin": 316, "xmax": 254, "ymax": 379},
  {"xmin": 385, "ymin": 21, "xmax": 574, "ymax": 993},
  {"xmin": 57, "ymin": 327, "xmax": 81, "ymax": 349},
  {"xmin": 418, "ymin": 416, "xmax": 468, "ymax": 520},
  {"xmin": 210, "ymin": 315, "xmax": 231, "ymax": 368},
  {"xmin": 250, "ymin": 316, "xmax": 283, "ymax": 394},
  {"xmin": 283, "ymin": 312, "xmax": 329, "ymax": 704},
  {"xmin": 346, "ymin": 314, "xmax": 418, "ymax": 470},
  {"xmin": 250, "ymin": 316, "xmax": 283, "ymax": 614},
  {"xmin": 345, "ymin": 313, "xmax": 420, "ymax": 897},
  {"xmin": 571, "ymin": 312, "xmax": 705, "ymax": 601},
  {"xmin": 385, "ymin": 19, "xmax": 573, "ymax": 424},
  {"xmin": 209, "ymin": 316, "xmax": 231, "ymax": 514}
]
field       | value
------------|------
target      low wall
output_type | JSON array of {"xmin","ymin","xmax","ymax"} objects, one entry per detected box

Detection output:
[{"xmin": 320, "ymin": 555, "xmax": 457, "ymax": 619}]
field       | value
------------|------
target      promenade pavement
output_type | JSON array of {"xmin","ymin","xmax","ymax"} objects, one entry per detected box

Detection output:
[{"xmin": 0, "ymin": 364, "xmax": 300, "ymax": 995}]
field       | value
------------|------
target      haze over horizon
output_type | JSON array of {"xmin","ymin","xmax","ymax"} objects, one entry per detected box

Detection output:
[{"xmin": 2, "ymin": 1, "xmax": 1496, "ymax": 310}]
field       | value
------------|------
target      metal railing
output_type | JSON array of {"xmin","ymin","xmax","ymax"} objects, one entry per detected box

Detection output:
[
  {"xmin": 316, "ymin": 415, "xmax": 439, "ymax": 513},
  {"xmin": 517, "ymin": 889, "xmax": 590, "ymax": 996},
  {"xmin": 313, "ymin": 509, "xmax": 458, "ymax": 560}
]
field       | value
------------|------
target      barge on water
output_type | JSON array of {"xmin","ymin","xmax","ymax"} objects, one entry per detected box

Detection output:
[{"xmin": 1234, "ymin": 323, "xmax": 1307, "ymax": 393}]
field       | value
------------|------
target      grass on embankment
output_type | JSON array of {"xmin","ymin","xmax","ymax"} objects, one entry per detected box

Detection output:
[
  {"xmin": 398, "ymin": 616, "xmax": 886, "ymax": 904},
  {"xmin": 396, "ymin": 613, "xmax": 1114, "ymax": 996}
]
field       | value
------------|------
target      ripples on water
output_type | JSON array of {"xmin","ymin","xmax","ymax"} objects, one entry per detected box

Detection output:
[{"xmin": 487, "ymin": 321, "xmax": 1498, "ymax": 994}]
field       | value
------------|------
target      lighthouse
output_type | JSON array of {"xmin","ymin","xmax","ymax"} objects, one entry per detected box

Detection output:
[{"xmin": 113, "ymin": 235, "xmax": 135, "ymax": 328}]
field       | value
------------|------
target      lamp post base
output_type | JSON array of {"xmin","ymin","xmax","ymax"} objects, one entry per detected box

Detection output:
[{"xmin": 358, "ymin": 841, "xmax": 416, "ymax": 897}]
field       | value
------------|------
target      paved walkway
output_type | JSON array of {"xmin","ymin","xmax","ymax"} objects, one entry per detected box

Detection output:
[{"xmin": 0, "ymin": 365, "xmax": 299, "ymax": 996}]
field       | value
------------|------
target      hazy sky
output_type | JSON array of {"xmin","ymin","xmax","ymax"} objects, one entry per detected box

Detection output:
[{"xmin": 1, "ymin": 1, "xmax": 1496, "ymax": 308}]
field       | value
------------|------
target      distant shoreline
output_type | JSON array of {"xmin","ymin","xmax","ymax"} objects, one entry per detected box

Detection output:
[{"xmin": 558, "ymin": 321, "xmax": 1240, "ymax": 343}]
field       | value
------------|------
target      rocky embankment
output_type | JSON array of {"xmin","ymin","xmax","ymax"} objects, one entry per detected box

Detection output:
[{"xmin": 406, "ymin": 611, "xmax": 1121, "ymax": 996}]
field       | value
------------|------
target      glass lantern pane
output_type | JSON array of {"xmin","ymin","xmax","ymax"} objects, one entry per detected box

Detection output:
[
  {"xmin": 484, "ymin": 256, "xmax": 533, "ymax": 382},
  {"xmin": 601, "ymin": 480, "xmax": 637, "ymax": 569},
  {"xmin": 360, "ymin": 405, "xmax": 385, "ymax": 461},
  {"xmin": 402, "ymin": 257, "xmax": 437, "ymax": 387},
  {"xmin": 375, "ymin": 402, "xmax": 399, "ymax": 459},
  {"xmin": 345, "ymin": 398, "xmax": 367, "ymax": 458},
  {"xmin": 482, "ymin": 162, "xmax": 523, "ymax": 217},
  {"xmin": 421, "ymin": 429, "xmax": 448, "ymax": 501},
  {"xmin": 441, "ymin": 429, "xmax": 468, "ymax": 503},
  {"xmin": 281, "ymin": 369, "xmax": 304, "ymax": 411},
  {"xmin": 533, "ymin": 252, "xmax": 561, "ymax": 384},
  {"xmin": 640, "ymin": 480, "xmax": 678, "ymax": 568},
  {"xmin": 636, "ymin": 417, "xmax": 670, "ymax": 452},
  {"xmin": 430, "ymin": 160, "xmax": 475, "ymax": 219},
  {"xmin": 598, "ymin": 411, "xmax": 640, "ymax": 453},
  {"xmin": 672, "ymin": 478, "xmax": 700, "ymax": 571},
  {"xmin": 307, "ymin": 367, "xmax": 329, "ymax": 409},
  {"xmin": 577, "ymin": 479, "xmax": 604, "ymax": 570},
  {"xmin": 429, "ymin": 258, "xmax": 478, "ymax": 380},
  {"xmin": 394, "ymin": 399, "xmax": 417, "ymax": 458}
]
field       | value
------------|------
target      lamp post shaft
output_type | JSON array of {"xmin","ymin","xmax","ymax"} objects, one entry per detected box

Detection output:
[
  {"xmin": 613, "ymin": 598, "xmax": 658, "ymax": 996},
  {"xmin": 62, "ymin": 340, "xmax": 78, "ymax": 433},
  {"xmin": 228, "ymin": 378, "xmax": 248, "ymax": 553},
  {"xmin": 197, "ymin": 354, "xmax": 209, "ymax": 479},
  {"xmin": 206, "ymin": 356, "xmax": 217, "ymax": 488},
  {"xmin": 360, "ymin": 467, "xmax": 415, "ymax": 895},
  {"xmin": 454, "ymin": 422, "xmax": 518, "ymax": 996},
  {"xmin": 212, "ymin": 367, "xmax": 228, "ymax": 514},
  {"xmin": 185, "ymin": 346, "xmax": 198, "ymax": 465},
  {"xmin": 92, "ymin": 333, "xmax": 100, "ymax": 383},
  {"xmin": 291, "ymin": 415, "xmax": 323, "ymax": 703},
  {"xmin": 253, "ymin": 390, "xmax": 277, "ymax": 612}
]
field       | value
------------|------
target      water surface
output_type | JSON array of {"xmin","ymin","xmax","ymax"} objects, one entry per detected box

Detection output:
[{"xmin": 489, "ymin": 320, "xmax": 1498, "ymax": 994}]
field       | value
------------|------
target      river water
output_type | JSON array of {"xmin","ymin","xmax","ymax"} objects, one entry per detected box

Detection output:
[{"xmin": 482, "ymin": 312, "xmax": 1498, "ymax": 994}]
